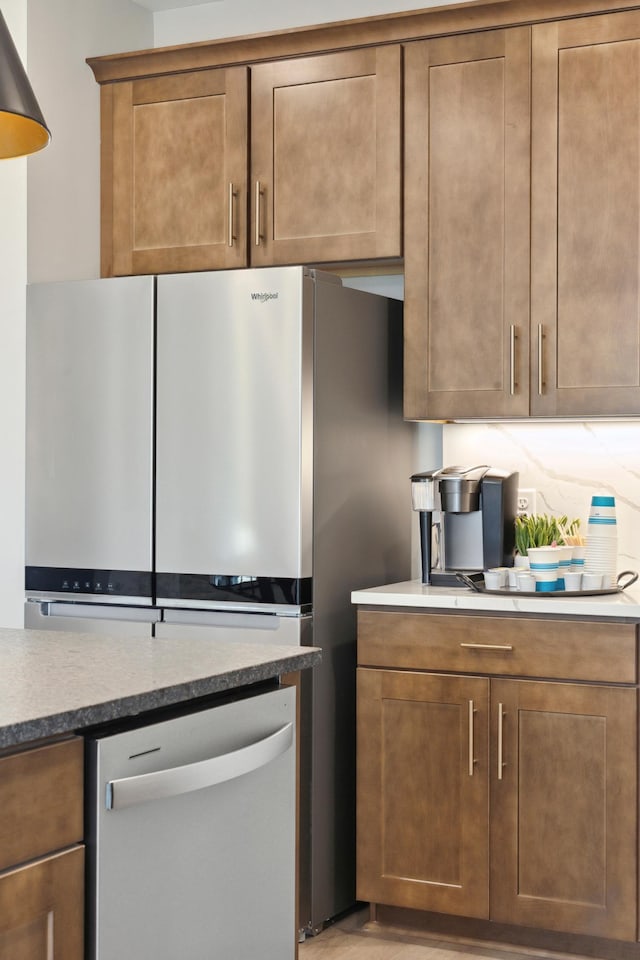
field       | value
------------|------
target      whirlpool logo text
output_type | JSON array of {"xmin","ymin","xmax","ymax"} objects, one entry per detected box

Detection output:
[{"xmin": 251, "ymin": 292, "xmax": 279, "ymax": 302}]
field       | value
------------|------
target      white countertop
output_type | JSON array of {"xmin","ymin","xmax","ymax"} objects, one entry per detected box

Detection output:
[{"xmin": 352, "ymin": 579, "xmax": 640, "ymax": 620}]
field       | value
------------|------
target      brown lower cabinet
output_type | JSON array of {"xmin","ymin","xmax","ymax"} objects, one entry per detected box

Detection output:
[
  {"xmin": 0, "ymin": 847, "xmax": 84, "ymax": 960},
  {"xmin": 357, "ymin": 611, "xmax": 638, "ymax": 942},
  {"xmin": 0, "ymin": 737, "xmax": 84, "ymax": 959}
]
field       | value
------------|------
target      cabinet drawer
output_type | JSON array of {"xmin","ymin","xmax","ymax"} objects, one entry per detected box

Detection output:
[
  {"xmin": 0, "ymin": 738, "xmax": 83, "ymax": 871},
  {"xmin": 357, "ymin": 611, "xmax": 637, "ymax": 683}
]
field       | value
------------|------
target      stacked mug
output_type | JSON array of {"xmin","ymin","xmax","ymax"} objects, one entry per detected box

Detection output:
[
  {"xmin": 584, "ymin": 494, "xmax": 617, "ymax": 588},
  {"xmin": 527, "ymin": 546, "xmax": 560, "ymax": 592},
  {"xmin": 527, "ymin": 544, "xmax": 576, "ymax": 592},
  {"xmin": 553, "ymin": 545, "xmax": 573, "ymax": 590},
  {"xmin": 571, "ymin": 543, "xmax": 586, "ymax": 572}
]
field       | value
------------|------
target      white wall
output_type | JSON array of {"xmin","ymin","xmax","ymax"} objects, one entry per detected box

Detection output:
[
  {"xmin": 0, "ymin": 0, "xmax": 28, "ymax": 626},
  {"xmin": 27, "ymin": 0, "xmax": 153, "ymax": 282}
]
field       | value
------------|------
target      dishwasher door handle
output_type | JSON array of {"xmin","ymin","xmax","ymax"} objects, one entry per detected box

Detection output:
[{"xmin": 105, "ymin": 721, "xmax": 294, "ymax": 811}]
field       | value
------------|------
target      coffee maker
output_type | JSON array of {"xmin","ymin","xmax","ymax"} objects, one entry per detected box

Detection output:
[{"xmin": 411, "ymin": 465, "xmax": 518, "ymax": 586}]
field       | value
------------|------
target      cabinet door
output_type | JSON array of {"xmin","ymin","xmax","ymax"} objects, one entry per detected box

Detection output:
[
  {"xmin": 0, "ymin": 738, "xmax": 84, "ymax": 871},
  {"xmin": 531, "ymin": 12, "xmax": 640, "ymax": 416},
  {"xmin": 357, "ymin": 668, "xmax": 489, "ymax": 918},
  {"xmin": 404, "ymin": 29, "xmax": 530, "ymax": 420},
  {"xmin": 0, "ymin": 847, "xmax": 84, "ymax": 959},
  {"xmin": 250, "ymin": 47, "xmax": 401, "ymax": 266},
  {"xmin": 105, "ymin": 67, "xmax": 248, "ymax": 276},
  {"xmin": 490, "ymin": 679, "xmax": 637, "ymax": 940}
]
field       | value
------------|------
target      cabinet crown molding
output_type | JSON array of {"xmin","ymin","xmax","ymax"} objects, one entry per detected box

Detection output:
[{"xmin": 87, "ymin": 0, "xmax": 640, "ymax": 83}]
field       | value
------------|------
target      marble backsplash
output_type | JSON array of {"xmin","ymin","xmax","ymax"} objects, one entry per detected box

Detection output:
[{"xmin": 436, "ymin": 421, "xmax": 640, "ymax": 574}]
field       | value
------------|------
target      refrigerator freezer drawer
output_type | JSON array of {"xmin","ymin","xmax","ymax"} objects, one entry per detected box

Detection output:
[
  {"xmin": 24, "ymin": 600, "xmax": 158, "ymax": 637},
  {"xmin": 157, "ymin": 608, "xmax": 310, "ymax": 646}
]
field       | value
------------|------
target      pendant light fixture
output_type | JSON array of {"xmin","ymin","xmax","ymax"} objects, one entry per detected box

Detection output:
[{"xmin": 0, "ymin": 9, "xmax": 49, "ymax": 159}]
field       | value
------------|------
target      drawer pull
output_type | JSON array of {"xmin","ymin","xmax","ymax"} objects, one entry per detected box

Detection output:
[
  {"xmin": 460, "ymin": 642, "xmax": 514, "ymax": 651},
  {"xmin": 497, "ymin": 703, "xmax": 505, "ymax": 781},
  {"xmin": 468, "ymin": 700, "xmax": 476, "ymax": 777}
]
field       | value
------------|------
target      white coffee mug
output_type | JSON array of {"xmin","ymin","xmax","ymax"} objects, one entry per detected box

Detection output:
[
  {"xmin": 582, "ymin": 572, "xmax": 603, "ymax": 590},
  {"xmin": 562, "ymin": 571, "xmax": 582, "ymax": 591},
  {"xmin": 517, "ymin": 572, "xmax": 535, "ymax": 592}
]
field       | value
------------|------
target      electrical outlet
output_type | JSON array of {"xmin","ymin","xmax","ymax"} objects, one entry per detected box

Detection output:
[{"xmin": 517, "ymin": 488, "xmax": 537, "ymax": 516}]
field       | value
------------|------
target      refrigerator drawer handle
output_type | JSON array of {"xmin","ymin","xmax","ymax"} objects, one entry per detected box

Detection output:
[
  {"xmin": 105, "ymin": 721, "xmax": 293, "ymax": 811},
  {"xmin": 162, "ymin": 609, "xmax": 280, "ymax": 630},
  {"xmin": 43, "ymin": 601, "xmax": 159, "ymax": 623}
]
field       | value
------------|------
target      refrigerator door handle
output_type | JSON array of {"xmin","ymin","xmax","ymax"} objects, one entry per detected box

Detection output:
[
  {"xmin": 105, "ymin": 721, "xmax": 294, "ymax": 811},
  {"xmin": 39, "ymin": 601, "xmax": 160, "ymax": 623}
]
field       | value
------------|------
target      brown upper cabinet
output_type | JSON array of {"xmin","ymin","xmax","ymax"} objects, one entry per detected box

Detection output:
[
  {"xmin": 531, "ymin": 11, "xmax": 640, "ymax": 417},
  {"xmin": 250, "ymin": 47, "xmax": 401, "ymax": 267},
  {"xmin": 104, "ymin": 67, "xmax": 248, "ymax": 276},
  {"xmin": 405, "ymin": 9, "xmax": 640, "ymax": 420},
  {"xmin": 90, "ymin": 0, "xmax": 640, "ymax": 420},
  {"xmin": 404, "ymin": 28, "xmax": 531, "ymax": 420},
  {"xmin": 97, "ymin": 46, "xmax": 402, "ymax": 276}
]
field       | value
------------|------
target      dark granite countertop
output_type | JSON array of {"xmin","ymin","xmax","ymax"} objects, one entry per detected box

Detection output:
[{"xmin": 0, "ymin": 627, "xmax": 320, "ymax": 750}]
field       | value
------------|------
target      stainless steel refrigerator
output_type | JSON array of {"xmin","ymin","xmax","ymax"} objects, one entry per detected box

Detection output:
[{"xmin": 25, "ymin": 266, "xmax": 412, "ymax": 935}]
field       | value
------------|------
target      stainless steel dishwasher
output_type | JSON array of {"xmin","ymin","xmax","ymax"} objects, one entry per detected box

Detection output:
[{"xmin": 85, "ymin": 684, "xmax": 295, "ymax": 960}]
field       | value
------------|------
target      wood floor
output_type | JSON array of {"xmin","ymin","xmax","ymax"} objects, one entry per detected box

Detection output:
[{"xmin": 299, "ymin": 908, "xmax": 553, "ymax": 960}]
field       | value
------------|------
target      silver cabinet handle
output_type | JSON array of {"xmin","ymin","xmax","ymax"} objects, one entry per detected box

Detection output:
[
  {"xmin": 497, "ymin": 703, "xmax": 505, "ymax": 781},
  {"xmin": 509, "ymin": 325, "xmax": 516, "ymax": 395},
  {"xmin": 468, "ymin": 700, "xmax": 475, "ymax": 777},
  {"xmin": 255, "ymin": 180, "xmax": 263, "ymax": 246},
  {"xmin": 538, "ymin": 324, "xmax": 544, "ymax": 395},
  {"xmin": 460, "ymin": 642, "xmax": 513, "ymax": 651},
  {"xmin": 228, "ymin": 182, "xmax": 235, "ymax": 247},
  {"xmin": 106, "ymin": 721, "xmax": 293, "ymax": 811}
]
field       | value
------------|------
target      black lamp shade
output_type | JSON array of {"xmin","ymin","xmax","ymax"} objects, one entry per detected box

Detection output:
[{"xmin": 0, "ymin": 9, "xmax": 49, "ymax": 159}]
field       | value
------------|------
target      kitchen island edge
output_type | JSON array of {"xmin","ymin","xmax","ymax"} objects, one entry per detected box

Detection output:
[{"xmin": 0, "ymin": 627, "xmax": 320, "ymax": 750}]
